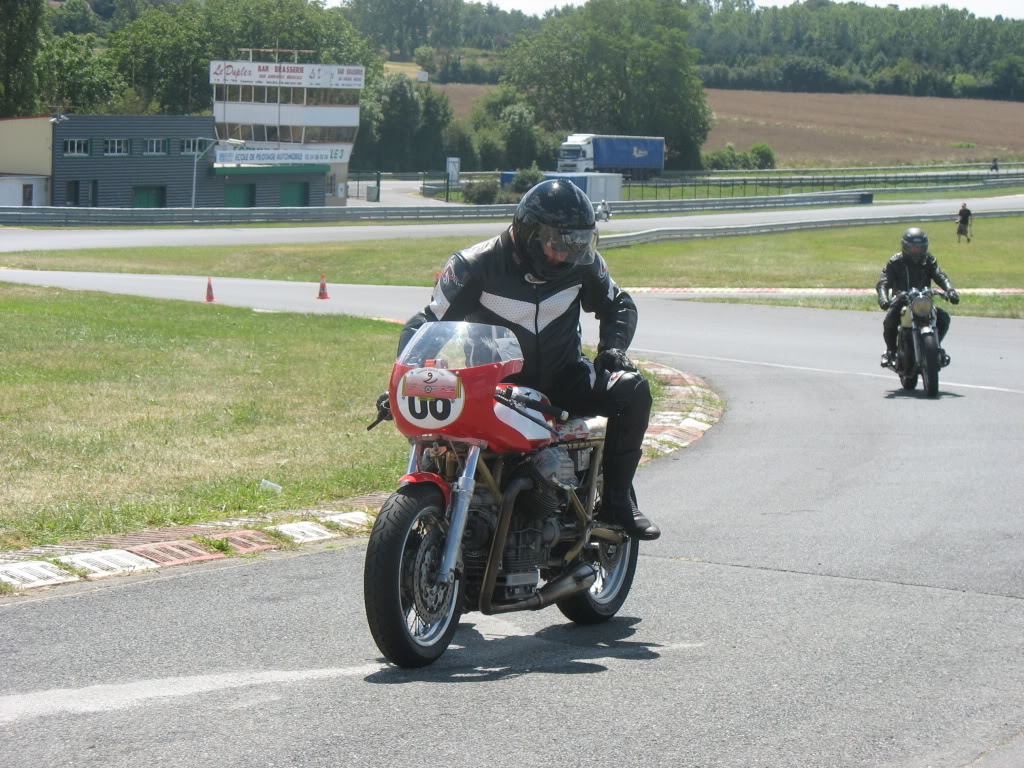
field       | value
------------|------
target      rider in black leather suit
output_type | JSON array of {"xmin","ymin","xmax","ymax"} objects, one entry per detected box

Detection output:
[
  {"xmin": 397, "ymin": 179, "xmax": 660, "ymax": 540},
  {"xmin": 876, "ymin": 227, "xmax": 960, "ymax": 367}
]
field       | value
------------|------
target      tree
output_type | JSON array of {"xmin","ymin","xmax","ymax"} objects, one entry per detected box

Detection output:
[
  {"xmin": 377, "ymin": 73, "xmax": 422, "ymax": 171},
  {"xmin": 36, "ymin": 33, "xmax": 125, "ymax": 113},
  {"xmin": 0, "ymin": 0, "xmax": 45, "ymax": 117},
  {"xmin": 501, "ymin": 103, "xmax": 538, "ymax": 170},
  {"xmin": 108, "ymin": 0, "xmax": 210, "ymax": 114},
  {"xmin": 503, "ymin": 0, "xmax": 711, "ymax": 169},
  {"xmin": 990, "ymin": 55, "xmax": 1024, "ymax": 101},
  {"xmin": 47, "ymin": 0, "xmax": 105, "ymax": 36},
  {"xmin": 415, "ymin": 84, "xmax": 454, "ymax": 170}
]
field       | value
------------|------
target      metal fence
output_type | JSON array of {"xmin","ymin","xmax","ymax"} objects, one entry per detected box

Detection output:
[
  {"xmin": 0, "ymin": 191, "xmax": 873, "ymax": 227},
  {"xmin": 623, "ymin": 170, "xmax": 1024, "ymax": 199},
  {"xmin": 597, "ymin": 209, "xmax": 1023, "ymax": 250}
]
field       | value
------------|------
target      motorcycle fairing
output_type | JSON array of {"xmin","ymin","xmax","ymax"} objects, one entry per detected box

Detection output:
[{"xmin": 390, "ymin": 359, "xmax": 553, "ymax": 453}]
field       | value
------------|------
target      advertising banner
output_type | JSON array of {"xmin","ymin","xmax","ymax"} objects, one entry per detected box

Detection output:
[
  {"xmin": 209, "ymin": 61, "xmax": 365, "ymax": 89},
  {"xmin": 216, "ymin": 145, "xmax": 352, "ymax": 164}
]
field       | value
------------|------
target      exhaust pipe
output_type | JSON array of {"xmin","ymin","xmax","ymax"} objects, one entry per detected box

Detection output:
[{"xmin": 489, "ymin": 563, "xmax": 597, "ymax": 614}]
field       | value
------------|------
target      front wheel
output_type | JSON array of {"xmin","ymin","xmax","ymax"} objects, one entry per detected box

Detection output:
[
  {"xmin": 557, "ymin": 534, "xmax": 639, "ymax": 624},
  {"xmin": 920, "ymin": 333, "xmax": 940, "ymax": 398},
  {"xmin": 364, "ymin": 484, "xmax": 461, "ymax": 667}
]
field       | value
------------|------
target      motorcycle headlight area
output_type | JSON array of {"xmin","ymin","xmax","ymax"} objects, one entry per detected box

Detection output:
[
  {"xmin": 911, "ymin": 295, "xmax": 934, "ymax": 317},
  {"xmin": 530, "ymin": 446, "xmax": 580, "ymax": 490}
]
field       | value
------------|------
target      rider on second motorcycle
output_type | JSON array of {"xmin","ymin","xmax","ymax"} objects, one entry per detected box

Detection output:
[
  {"xmin": 387, "ymin": 179, "xmax": 660, "ymax": 541},
  {"xmin": 876, "ymin": 227, "xmax": 960, "ymax": 368}
]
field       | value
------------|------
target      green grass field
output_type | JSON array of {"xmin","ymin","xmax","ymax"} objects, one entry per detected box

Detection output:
[
  {"xmin": 2, "ymin": 216, "xmax": 1020, "ymax": 549},
  {"xmin": 5, "ymin": 217, "xmax": 1020, "ymax": 296},
  {"xmin": 0, "ymin": 284, "xmax": 408, "ymax": 549}
]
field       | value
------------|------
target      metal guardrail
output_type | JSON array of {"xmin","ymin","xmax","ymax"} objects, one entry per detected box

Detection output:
[
  {"xmin": 598, "ymin": 209, "xmax": 1023, "ymax": 250},
  {"xmin": 0, "ymin": 191, "xmax": 872, "ymax": 227}
]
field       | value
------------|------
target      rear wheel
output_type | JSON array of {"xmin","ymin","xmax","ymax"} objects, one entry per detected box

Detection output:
[
  {"xmin": 900, "ymin": 373, "xmax": 918, "ymax": 390},
  {"xmin": 557, "ymin": 525, "xmax": 638, "ymax": 624},
  {"xmin": 921, "ymin": 333, "xmax": 940, "ymax": 398},
  {"xmin": 363, "ymin": 484, "xmax": 461, "ymax": 667}
]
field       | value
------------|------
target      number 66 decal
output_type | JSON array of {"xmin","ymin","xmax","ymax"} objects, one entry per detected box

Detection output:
[{"xmin": 397, "ymin": 368, "xmax": 465, "ymax": 428}]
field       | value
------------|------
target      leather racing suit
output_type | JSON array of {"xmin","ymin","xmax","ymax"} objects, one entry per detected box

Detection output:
[
  {"xmin": 876, "ymin": 251, "xmax": 955, "ymax": 352},
  {"xmin": 399, "ymin": 227, "xmax": 651, "ymax": 507}
]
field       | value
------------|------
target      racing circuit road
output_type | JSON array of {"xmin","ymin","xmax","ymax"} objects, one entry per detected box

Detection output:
[{"xmin": 1, "ymin": 202, "xmax": 1023, "ymax": 768}]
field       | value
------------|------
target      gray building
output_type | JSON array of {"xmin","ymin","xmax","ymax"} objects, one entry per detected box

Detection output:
[{"xmin": 51, "ymin": 115, "xmax": 326, "ymax": 208}]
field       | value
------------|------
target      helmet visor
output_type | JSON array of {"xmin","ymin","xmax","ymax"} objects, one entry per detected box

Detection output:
[
  {"xmin": 905, "ymin": 242, "xmax": 927, "ymax": 256},
  {"xmin": 537, "ymin": 223, "xmax": 597, "ymax": 266}
]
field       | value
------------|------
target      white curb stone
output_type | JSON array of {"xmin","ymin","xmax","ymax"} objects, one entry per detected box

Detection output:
[
  {"xmin": 57, "ymin": 550, "xmax": 160, "ymax": 579},
  {"xmin": 323, "ymin": 511, "xmax": 374, "ymax": 528},
  {"xmin": 268, "ymin": 521, "xmax": 338, "ymax": 543},
  {"xmin": 0, "ymin": 561, "xmax": 80, "ymax": 589}
]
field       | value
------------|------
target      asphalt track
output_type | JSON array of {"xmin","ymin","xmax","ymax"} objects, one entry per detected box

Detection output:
[
  {"xmin": 1, "ymin": 193, "xmax": 1022, "ymax": 252},
  {"xmin": 1, "ymin": 210, "xmax": 1023, "ymax": 767}
]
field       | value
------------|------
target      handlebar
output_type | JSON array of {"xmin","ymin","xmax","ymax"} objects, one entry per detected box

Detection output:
[{"xmin": 494, "ymin": 388, "xmax": 563, "ymax": 435}]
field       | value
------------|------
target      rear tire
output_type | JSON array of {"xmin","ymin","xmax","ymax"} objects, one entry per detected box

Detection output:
[
  {"xmin": 556, "ymin": 534, "xmax": 638, "ymax": 624},
  {"xmin": 900, "ymin": 373, "xmax": 918, "ymax": 390},
  {"xmin": 364, "ymin": 484, "xmax": 461, "ymax": 668},
  {"xmin": 921, "ymin": 334, "xmax": 940, "ymax": 398}
]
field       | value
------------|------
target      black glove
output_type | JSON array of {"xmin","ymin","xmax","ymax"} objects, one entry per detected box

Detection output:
[
  {"xmin": 947, "ymin": 288, "xmax": 960, "ymax": 305},
  {"xmin": 367, "ymin": 391, "xmax": 392, "ymax": 431},
  {"xmin": 594, "ymin": 348, "xmax": 637, "ymax": 375},
  {"xmin": 878, "ymin": 296, "xmax": 891, "ymax": 310}
]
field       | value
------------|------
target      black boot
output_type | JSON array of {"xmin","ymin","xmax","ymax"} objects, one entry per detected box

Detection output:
[{"xmin": 600, "ymin": 487, "xmax": 661, "ymax": 541}]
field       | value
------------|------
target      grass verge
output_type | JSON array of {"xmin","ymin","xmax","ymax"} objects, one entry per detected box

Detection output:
[
  {"xmin": 4, "ymin": 218, "xmax": 1021, "ymax": 295},
  {"xmin": 687, "ymin": 294, "xmax": 1023, "ymax": 319},
  {"xmin": 0, "ymin": 284, "xmax": 408, "ymax": 549},
  {"xmin": 0, "ymin": 286, "xmax": 675, "ymax": 550}
]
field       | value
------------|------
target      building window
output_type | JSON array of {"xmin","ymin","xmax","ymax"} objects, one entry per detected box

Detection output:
[
  {"xmin": 181, "ymin": 138, "xmax": 204, "ymax": 155},
  {"xmin": 103, "ymin": 138, "xmax": 130, "ymax": 156},
  {"xmin": 143, "ymin": 138, "xmax": 168, "ymax": 155},
  {"xmin": 63, "ymin": 139, "xmax": 90, "ymax": 157}
]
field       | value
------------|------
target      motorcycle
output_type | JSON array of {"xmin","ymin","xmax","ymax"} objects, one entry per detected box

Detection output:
[
  {"xmin": 365, "ymin": 321, "xmax": 639, "ymax": 667},
  {"xmin": 882, "ymin": 288, "xmax": 951, "ymax": 398}
]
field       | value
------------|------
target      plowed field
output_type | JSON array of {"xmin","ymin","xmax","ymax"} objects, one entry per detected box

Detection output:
[
  {"xmin": 704, "ymin": 88, "xmax": 1024, "ymax": 166},
  {"xmin": 431, "ymin": 82, "xmax": 1024, "ymax": 166}
]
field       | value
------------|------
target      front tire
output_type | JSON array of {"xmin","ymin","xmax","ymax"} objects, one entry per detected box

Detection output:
[
  {"xmin": 364, "ymin": 484, "xmax": 461, "ymax": 667},
  {"xmin": 921, "ymin": 333, "xmax": 940, "ymax": 398}
]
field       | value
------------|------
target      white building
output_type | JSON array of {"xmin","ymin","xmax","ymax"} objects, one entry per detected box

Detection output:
[{"xmin": 209, "ymin": 59, "xmax": 363, "ymax": 206}]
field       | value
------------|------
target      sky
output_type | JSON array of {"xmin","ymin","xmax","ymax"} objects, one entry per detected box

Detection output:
[{"xmin": 478, "ymin": 0, "xmax": 1021, "ymax": 20}]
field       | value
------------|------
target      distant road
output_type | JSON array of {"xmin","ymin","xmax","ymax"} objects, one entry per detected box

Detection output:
[{"xmin": 2, "ymin": 194, "xmax": 1021, "ymax": 253}]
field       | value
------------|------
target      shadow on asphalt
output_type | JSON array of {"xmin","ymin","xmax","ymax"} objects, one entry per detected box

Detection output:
[
  {"xmin": 363, "ymin": 616, "xmax": 662, "ymax": 683},
  {"xmin": 884, "ymin": 387, "xmax": 965, "ymax": 400}
]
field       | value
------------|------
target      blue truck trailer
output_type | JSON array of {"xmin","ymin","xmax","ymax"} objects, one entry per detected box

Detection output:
[{"xmin": 557, "ymin": 134, "xmax": 665, "ymax": 177}]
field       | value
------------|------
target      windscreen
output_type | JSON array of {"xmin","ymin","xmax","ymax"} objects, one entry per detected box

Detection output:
[{"xmin": 398, "ymin": 321, "xmax": 523, "ymax": 369}]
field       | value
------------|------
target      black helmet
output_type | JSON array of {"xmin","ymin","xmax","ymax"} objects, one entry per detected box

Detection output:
[
  {"xmin": 512, "ymin": 179, "xmax": 597, "ymax": 281},
  {"xmin": 901, "ymin": 227, "xmax": 929, "ymax": 264}
]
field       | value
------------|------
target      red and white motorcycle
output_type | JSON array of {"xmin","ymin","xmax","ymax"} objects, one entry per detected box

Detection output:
[{"xmin": 365, "ymin": 321, "xmax": 639, "ymax": 667}]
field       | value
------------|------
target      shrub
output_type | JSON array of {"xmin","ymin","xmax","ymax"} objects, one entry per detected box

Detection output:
[
  {"xmin": 749, "ymin": 143, "xmax": 777, "ymax": 169},
  {"xmin": 462, "ymin": 177, "xmax": 499, "ymax": 205},
  {"xmin": 510, "ymin": 164, "xmax": 545, "ymax": 193}
]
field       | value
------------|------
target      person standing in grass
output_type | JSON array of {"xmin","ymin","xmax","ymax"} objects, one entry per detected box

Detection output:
[{"xmin": 956, "ymin": 203, "xmax": 973, "ymax": 243}]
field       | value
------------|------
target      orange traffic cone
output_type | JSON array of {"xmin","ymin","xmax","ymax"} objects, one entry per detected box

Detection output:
[
  {"xmin": 317, "ymin": 273, "xmax": 331, "ymax": 300},
  {"xmin": 205, "ymin": 277, "xmax": 215, "ymax": 302}
]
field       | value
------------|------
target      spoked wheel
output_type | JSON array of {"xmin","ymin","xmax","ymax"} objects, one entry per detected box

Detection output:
[
  {"xmin": 557, "ymin": 486, "xmax": 639, "ymax": 624},
  {"xmin": 920, "ymin": 334, "xmax": 940, "ymax": 398},
  {"xmin": 364, "ymin": 484, "xmax": 461, "ymax": 667}
]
